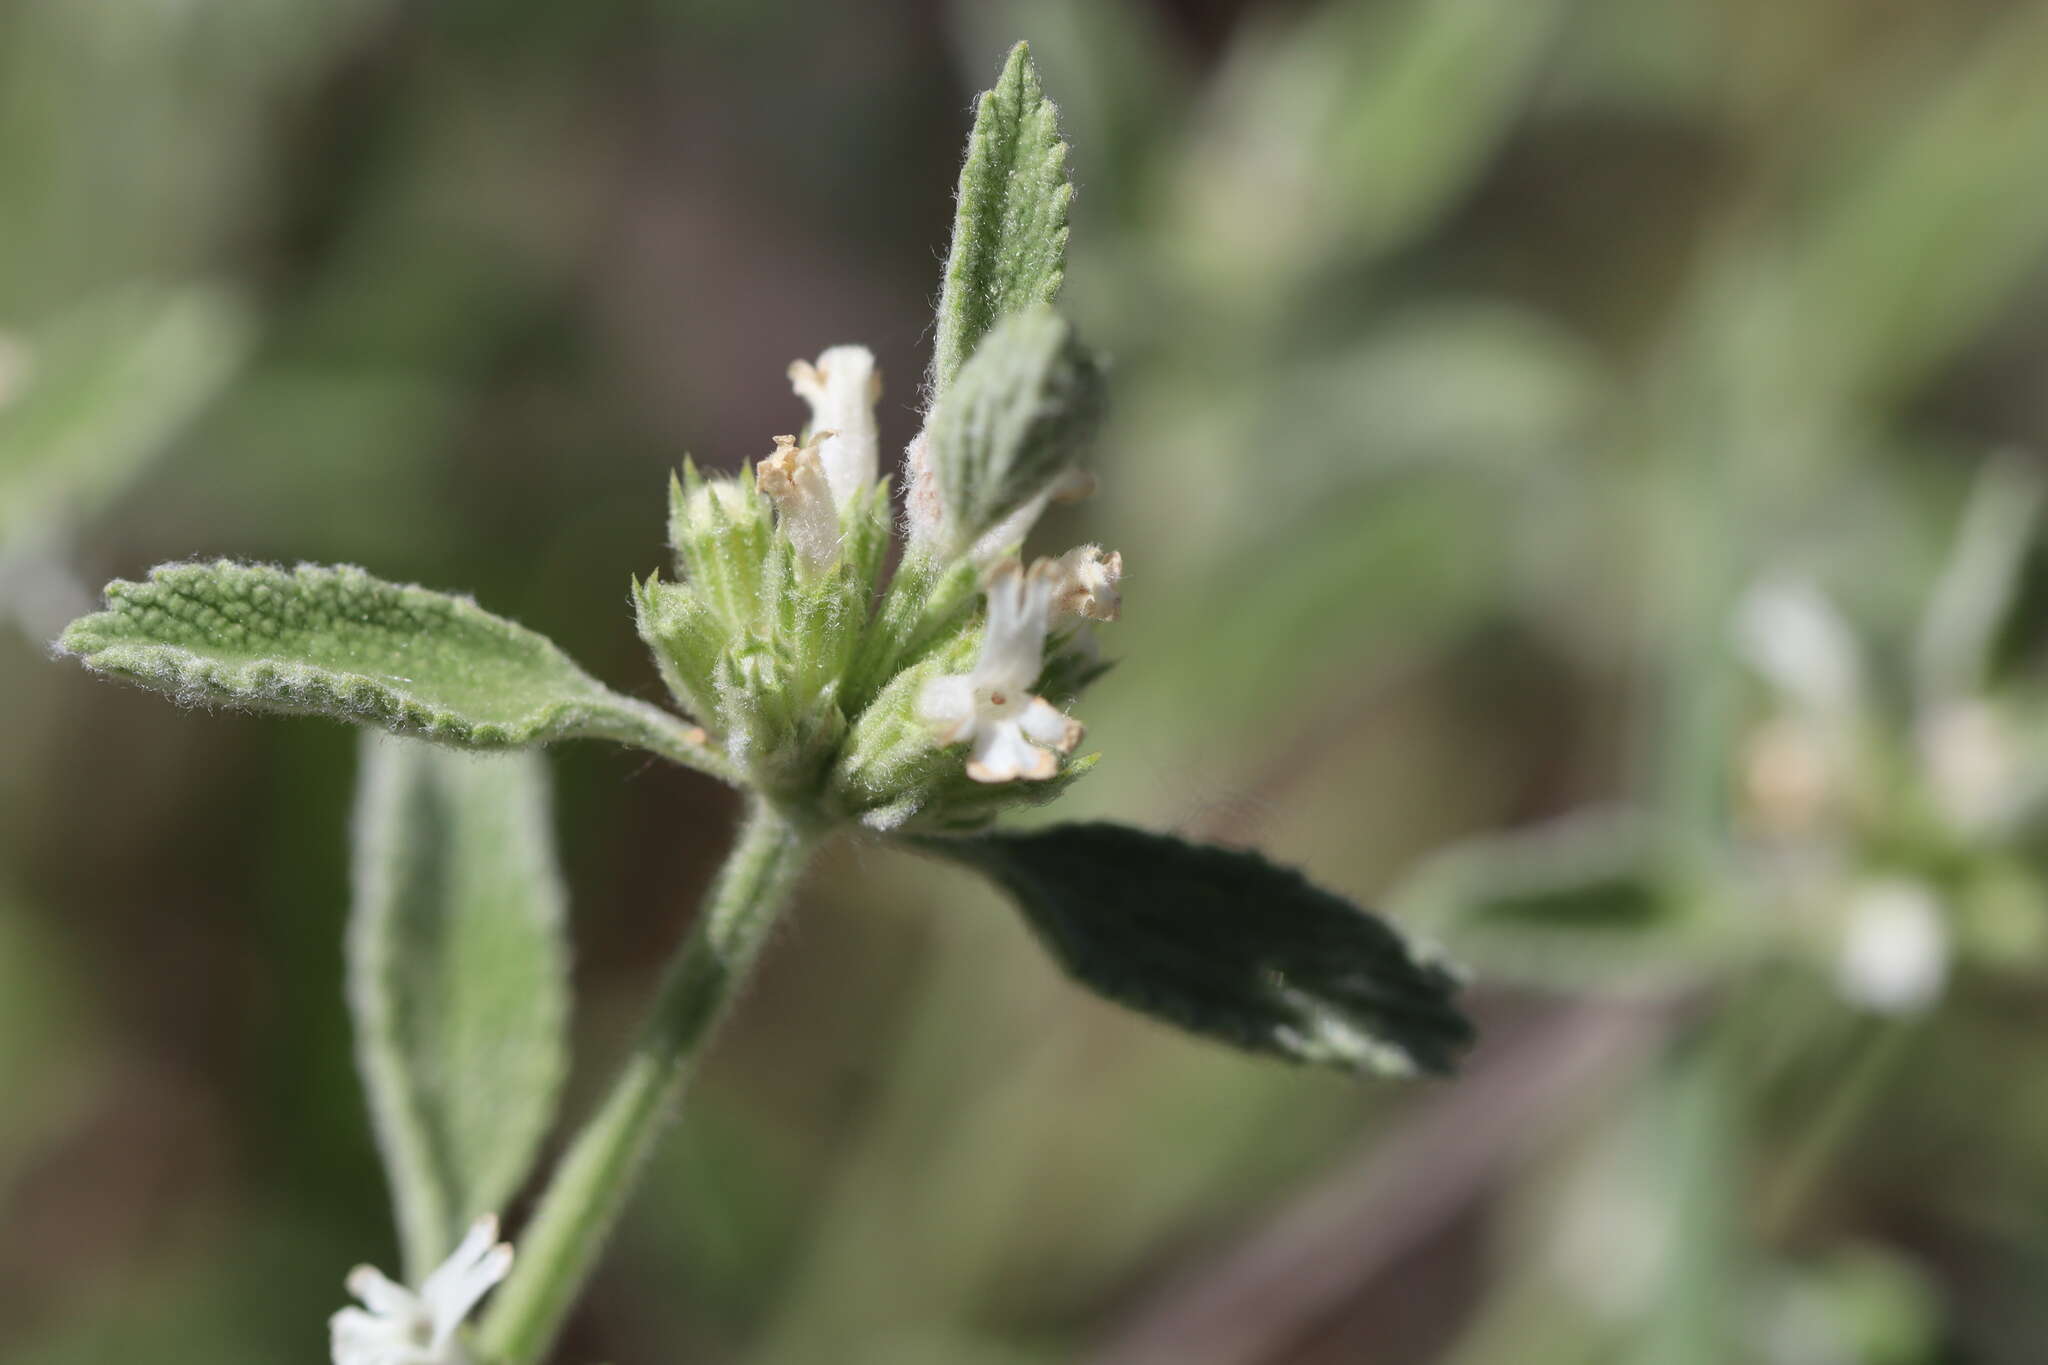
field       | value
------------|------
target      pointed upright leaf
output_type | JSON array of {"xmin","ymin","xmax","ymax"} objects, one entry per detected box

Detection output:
[
  {"xmin": 927, "ymin": 822, "xmax": 1474, "ymax": 1075},
  {"xmin": 931, "ymin": 42, "xmax": 1073, "ymax": 397},
  {"xmin": 59, "ymin": 560, "xmax": 723, "ymax": 772},
  {"xmin": 1914, "ymin": 454, "xmax": 2046, "ymax": 702},
  {"xmin": 349, "ymin": 736, "xmax": 570, "ymax": 1278}
]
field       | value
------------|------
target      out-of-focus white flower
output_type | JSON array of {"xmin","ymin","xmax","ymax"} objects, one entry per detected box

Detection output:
[
  {"xmin": 330, "ymin": 1216, "xmax": 513, "ymax": 1365},
  {"xmin": 1047, "ymin": 544, "xmax": 1122, "ymax": 623},
  {"xmin": 1741, "ymin": 715, "xmax": 1838, "ymax": 837},
  {"xmin": 1735, "ymin": 577, "xmax": 1862, "ymax": 711},
  {"xmin": 788, "ymin": 345, "xmax": 880, "ymax": 505},
  {"xmin": 758, "ymin": 434, "xmax": 841, "ymax": 578},
  {"xmin": 918, "ymin": 558, "xmax": 1083, "ymax": 782},
  {"xmin": 1836, "ymin": 879, "xmax": 1949, "ymax": 1014},
  {"xmin": 1918, "ymin": 699, "xmax": 2019, "ymax": 837}
]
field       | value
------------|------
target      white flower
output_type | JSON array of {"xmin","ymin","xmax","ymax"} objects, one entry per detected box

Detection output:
[
  {"xmin": 918, "ymin": 558, "xmax": 1083, "ymax": 782},
  {"xmin": 1739, "ymin": 714, "xmax": 1837, "ymax": 838},
  {"xmin": 330, "ymin": 1216, "xmax": 514, "ymax": 1365},
  {"xmin": 1835, "ymin": 879, "xmax": 1949, "ymax": 1014},
  {"xmin": 1047, "ymin": 544, "xmax": 1122, "ymax": 623},
  {"xmin": 758, "ymin": 433, "xmax": 841, "ymax": 577},
  {"xmin": 789, "ymin": 345, "xmax": 880, "ymax": 506},
  {"xmin": 1734, "ymin": 577, "xmax": 1862, "ymax": 711}
]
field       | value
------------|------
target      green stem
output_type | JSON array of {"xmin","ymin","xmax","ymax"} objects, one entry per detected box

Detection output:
[
  {"xmin": 1757, "ymin": 1017, "xmax": 1914, "ymax": 1238},
  {"xmin": 586, "ymin": 698, "xmax": 739, "ymax": 785},
  {"xmin": 477, "ymin": 797, "xmax": 815, "ymax": 1365}
]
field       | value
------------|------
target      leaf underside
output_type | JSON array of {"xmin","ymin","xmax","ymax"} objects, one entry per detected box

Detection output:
[
  {"xmin": 930, "ymin": 41, "xmax": 1073, "ymax": 398},
  {"xmin": 349, "ymin": 736, "xmax": 570, "ymax": 1278},
  {"xmin": 60, "ymin": 559, "xmax": 693, "ymax": 755},
  {"xmin": 929, "ymin": 821, "xmax": 1475, "ymax": 1075},
  {"xmin": 926, "ymin": 305, "xmax": 1104, "ymax": 544}
]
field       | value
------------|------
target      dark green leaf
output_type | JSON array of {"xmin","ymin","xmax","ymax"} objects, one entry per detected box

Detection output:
[{"xmin": 926, "ymin": 821, "xmax": 1473, "ymax": 1074}]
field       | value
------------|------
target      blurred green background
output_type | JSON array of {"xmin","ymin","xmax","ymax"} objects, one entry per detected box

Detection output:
[{"xmin": 9, "ymin": 0, "xmax": 2048, "ymax": 1360}]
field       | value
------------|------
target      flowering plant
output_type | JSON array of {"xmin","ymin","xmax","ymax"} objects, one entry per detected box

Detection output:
[{"xmin": 55, "ymin": 44, "xmax": 1470, "ymax": 1365}]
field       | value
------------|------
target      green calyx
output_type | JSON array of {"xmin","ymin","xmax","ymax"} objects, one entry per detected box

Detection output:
[{"xmin": 639, "ymin": 451, "xmax": 1104, "ymax": 827}]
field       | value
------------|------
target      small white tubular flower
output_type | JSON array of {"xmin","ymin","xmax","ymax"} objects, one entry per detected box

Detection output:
[
  {"xmin": 758, "ymin": 433, "xmax": 841, "ymax": 577},
  {"xmin": 330, "ymin": 1216, "xmax": 513, "ymax": 1365},
  {"xmin": 1734, "ymin": 576, "xmax": 1862, "ymax": 711},
  {"xmin": 1047, "ymin": 544, "xmax": 1122, "ymax": 623},
  {"xmin": 789, "ymin": 345, "xmax": 880, "ymax": 507},
  {"xmin": 1836, "ymin": 879, "xmax": 1950, "ymax": 1015},
  {"xmin": 918, "ymin": 559, "xmax": 1083, "ymax": 783}
]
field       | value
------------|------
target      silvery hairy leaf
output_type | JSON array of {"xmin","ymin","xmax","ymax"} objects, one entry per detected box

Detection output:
[{"xmin": 349, "ymin": 735, "xmax": 570, "ymax": 1278}]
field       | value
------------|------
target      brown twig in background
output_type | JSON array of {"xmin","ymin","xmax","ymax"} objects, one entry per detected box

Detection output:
[{"xmin": 1085, "ymin": 996, "xmax": 1678, "ymax": 1365}]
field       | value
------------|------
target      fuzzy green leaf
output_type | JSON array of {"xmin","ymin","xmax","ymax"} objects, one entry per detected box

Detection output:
[
  {"xmin": 349, "ymin": 736, "xmax": 569, "ymax": 1278},
  {"xmin": 925, "ymin": 305, "xmax": 1103, "ymax": 553},
  {"xmin": 931, "ymin": 41, "xmax": 1072, "ymax": 397},
  {"xmin": 927, "ymin": 822, "xmax": 1474, "ymax": 1074},
  {"xmin": 60, "ymin": 560, "xmax": 723, "ymax": 772}
]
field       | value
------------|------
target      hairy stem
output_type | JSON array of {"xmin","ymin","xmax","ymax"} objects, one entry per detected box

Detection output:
[{"xmin": 477, "ymin": 797, "xmax": 814, "ymax": 1365}]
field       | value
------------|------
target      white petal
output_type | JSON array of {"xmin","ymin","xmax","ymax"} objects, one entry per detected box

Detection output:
[
  {"xmin": 790, "ymin": 345, "xmax": 880, "ymax": 505},
  {"xmin": 1048, "ymin": 544, "xmax": 1122, "ymax": 623},
  {"xmin": 974, "ymin": 560, "xmax": 1055, "ymax": 691},
  {"xmin": 917, "ymin": 674, "xmax": 979, "ymax": 743},
  {"xmin": 423, "ymin": 1245, "xmax": 513, "ymax": 1348},
  {"xmin": 330, "ymin": 1306, "xmax": 395, "ymax": 1365},
  {"xmin": 967, "ymin": 720, "xmax": 1058, "ymax": 783},
  {"xmin": 1837, "ymin": 879, "xmax": 1949, "ymax": 1014},
  {"xmin": 1734, "ymin": 576, "xmax": 1861, "ymax": 709},
  {"xmin": 1018, "ymin": 696, "xmax": 1082, "ymax": 752},
  {"xmin": 346, "ymin": 1265, "xmax": 414, "ymax": 1317},
  {"xmin": 758, "ymin": 434, "xmax": 841, "ymax": 576},
  {"xmin": 420, "ymin": 1217, "xmax": 496, "ymax": 1307},
  {"xmin": 450, "ymin": 1216, "xmax": 500, "ymax": 1271}
]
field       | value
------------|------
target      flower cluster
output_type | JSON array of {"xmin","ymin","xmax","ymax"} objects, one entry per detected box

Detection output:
[
  {"xmin": 635, "ymin": 321, "xmax": 1120, "ymax": 829},
  {"xmin": 1733, "ymin": 502, "xmax": 2048, "ymax": 1015}
]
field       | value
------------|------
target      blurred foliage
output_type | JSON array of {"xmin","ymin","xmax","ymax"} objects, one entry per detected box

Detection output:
[{"xmin": 8, "ymin": 0, "xmax": 2048, "ymax": 1362}]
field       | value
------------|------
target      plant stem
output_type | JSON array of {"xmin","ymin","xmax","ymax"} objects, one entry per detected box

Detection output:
[
  {"xmin": 1757, "ymin": 1017, "xmax": 1915, "ymax": 1238},
  {"xmin": 477, "ymin": 796, "xmax": 815, "ymax": 1365}
]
